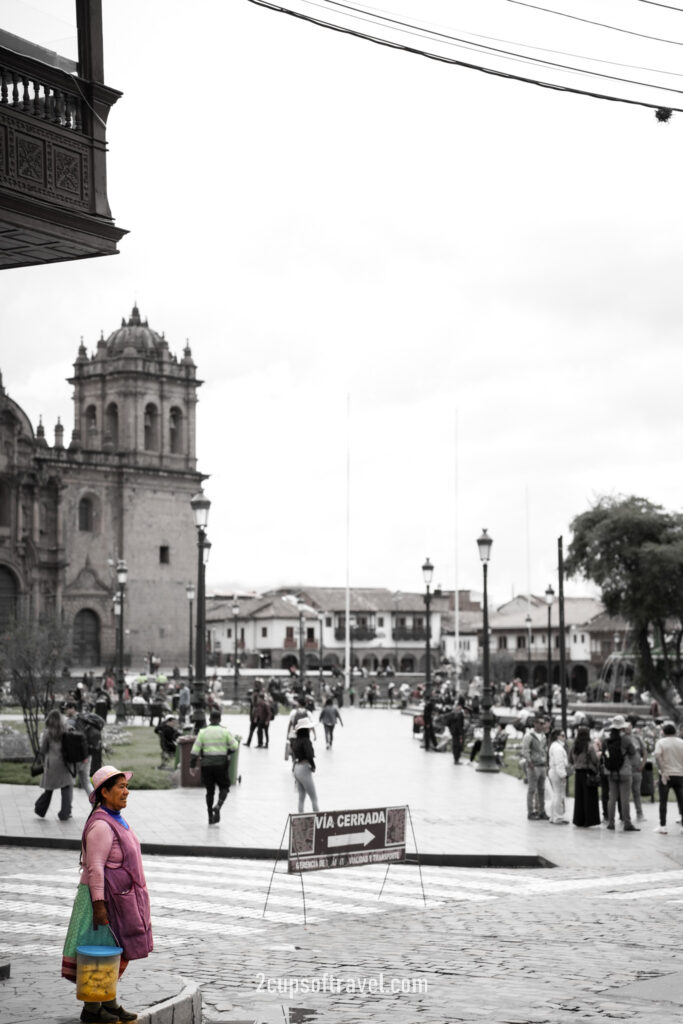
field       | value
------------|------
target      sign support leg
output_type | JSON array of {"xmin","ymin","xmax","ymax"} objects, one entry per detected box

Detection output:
[
  {"xmin": 263, "ymin": 815, "xmax": 290, "ymax": 918},
  {"xmin": 296, "ymin": 852, "xmax": 307, "ymax": 925},
  {"xmin": 377, "ymin": 863, "xmax": 391, "ymax": 901},
  {"xmin": 406, "ymin": 805, "xmax": 427, "ymax": 906}
]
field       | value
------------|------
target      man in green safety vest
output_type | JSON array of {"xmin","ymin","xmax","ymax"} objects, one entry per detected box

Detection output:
[{"xmin": 190, "ymin": 708, "xmax": 240, "ymax": 824}]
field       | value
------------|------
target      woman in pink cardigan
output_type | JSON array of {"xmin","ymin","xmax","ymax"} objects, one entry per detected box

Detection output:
[{"xmin": 62, "ymin": 765, "xmax": 153, "ymax": 1024}]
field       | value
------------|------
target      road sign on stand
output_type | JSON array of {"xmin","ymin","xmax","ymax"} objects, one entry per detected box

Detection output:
[{"xmin": 288, "ymin": 804, "xmax": 407, "ymax": 873}]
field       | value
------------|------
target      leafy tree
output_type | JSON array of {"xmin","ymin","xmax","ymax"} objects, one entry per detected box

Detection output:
[
  {"xmin": 565, "ymin": 495, "xmax": 683, "ymax": 716},
  {"xmin": 0, "ymin": 616, "xmax": 70, "ymax": 755}
]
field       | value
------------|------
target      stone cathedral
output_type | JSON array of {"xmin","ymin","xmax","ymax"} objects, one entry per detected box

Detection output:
[{"xmin": 0, "ymin": 305, "xmax": 205, "ymax": 668}]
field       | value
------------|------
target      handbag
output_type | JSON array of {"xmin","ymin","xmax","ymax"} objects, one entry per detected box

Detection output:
[
  {"xmin": 586, "ymin": 768, "xmax": 600, "ymax": 788},
  {"xmin": 30, "ymin": 753, "xmax": 44, "ymax": 777}
]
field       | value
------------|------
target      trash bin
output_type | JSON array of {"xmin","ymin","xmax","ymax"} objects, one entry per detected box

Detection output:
[
  {"xmin": 178, "ymin": 735, "xmax": 201, "ymax": 787},
  {"xmin": 641, "ymin": 761, "xmax": 655, "ymax": 800},
  {"xmin": 228, "ymin": 738, "xmax": 241, "ymax": 787}
]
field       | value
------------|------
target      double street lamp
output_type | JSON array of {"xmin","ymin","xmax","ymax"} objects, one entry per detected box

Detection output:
[
  {"xmin": 186, "ymin": 583, "xmax": 195, "ymax": 683},
  {"xmin": 114, "ymin": 559, "xmax": 128, "ymax": 724},
  {"xmin": 297, "ymin": 597, "xmax": 306, "ymax": 683},
  {"xmin": 190, "ymin": 491, "xmax": 211, "ymax": 732},
  {"xmin": 545, "ymin": 584, "xmax": 555, "ymax": 715},
  {"xmin": 318, "ymin": 610, "xmax": 325, "ymax": 691},
  {"xmin": 476, "ymin": 529, "xmax": 499, "ymax": 773},
  {"xmin": 232, "ymin": 598, "xmax": 240, "ymax": 694},
  {"xmin": 525, "ymin": 612, "xmax": 532, "ymax": 690},
  {"xmin": 422, "ymin": 558, "xmax": 433, "ymax": 692}
]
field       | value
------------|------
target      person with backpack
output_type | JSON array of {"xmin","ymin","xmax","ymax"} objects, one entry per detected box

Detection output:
[
  {"xmin": 63, "ymin": 702, "xmax": 94, "ymax": 795},
  {"xmin": 605, "ymin": 715, "xmax": 639, "ymax": 832},
  {"xmin": 445, "ymin": 700, "xmax": 466, "ymax": 764},
  {"xmin": 653, "ymin": 722, "xmax": 683, "ymax": 833},
  {"xmin": 34, "ymin": 708, "xmax": 74, "ymax": 821}
]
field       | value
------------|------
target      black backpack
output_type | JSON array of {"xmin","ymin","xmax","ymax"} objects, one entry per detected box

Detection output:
[
  {"xmin": 604, "ymin": 736, "xmax": 625, "ymax": 774},
  {"xmin": 76, "ymin": 712, "xmax": 105, "ymax": 754},
  {"xmin": 62, "ymin": 727, "xmax": 89, "ymax": 768}
]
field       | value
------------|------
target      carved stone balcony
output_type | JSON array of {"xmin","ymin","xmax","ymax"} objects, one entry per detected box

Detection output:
[{"xmin": 0, "ymin": 8, "xmax": 126, "ymax": 269}]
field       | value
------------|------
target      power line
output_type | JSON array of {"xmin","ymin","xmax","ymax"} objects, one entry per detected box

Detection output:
[
  {"xmin": 507, "ymin": 0, "xmax": 683, "ymax": 46},
  {"xmin": 638, "ymin": 0, "xmax": 683, "ymax": 10},
  {"xmin": 245, "ymin": 0, "xmax": 683, "ymax": 114},
  {"xmin": 308, "ymin": 0, "xmax": 683, "ymax": 92}
]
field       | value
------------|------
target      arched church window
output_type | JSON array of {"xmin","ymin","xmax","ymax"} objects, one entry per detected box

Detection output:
[
  {"xmin": 105, "ymin": 403, "xmax": 119, "ymax": 449},
  {"xmin": 79, "ymin": 496, "xmax": 94, "ymax": 532},
  {"xmin": 0, "ymin": 480, "xmax": 10, "ymax": 529},
  {"xmin": 0, "ymin": 565, "xmax": 18, "ymax": 634},
  {"xmin": 144, "ymin": 403, "xmax": 159, "ymax": 451},
  {"xmin": 85, "ymin": 405, "xmax": 97, "ymax": 437},
  {"xmin": 169, "ymin": 407, "xmax": 183, "ymax": 454}
]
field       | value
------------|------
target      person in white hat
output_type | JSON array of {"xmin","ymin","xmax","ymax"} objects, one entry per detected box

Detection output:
[
  {"xmin": 291, "ymin": 717, "xmax": 319, "ymax": 812},
  {"xmin": 61, "ymin": 765, "xmax": 153, "ymax": 1023}
]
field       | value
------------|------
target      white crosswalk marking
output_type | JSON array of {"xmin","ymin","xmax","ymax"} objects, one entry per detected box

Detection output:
[{"xmin": 3, "ymin": 855, "xmax": 683, "ymax": 963}]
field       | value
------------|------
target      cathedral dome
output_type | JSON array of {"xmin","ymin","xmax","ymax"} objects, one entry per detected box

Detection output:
[{"xmin": 106, "ymin": 304, "xmax": 164, "ymax": 355}]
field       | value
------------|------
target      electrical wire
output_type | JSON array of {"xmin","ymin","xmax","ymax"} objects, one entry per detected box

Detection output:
[
  {"xmin": 323, "ymin": 0, "xmax": 683, "ymax": 78},
  {"xmin": 638, "ymin": 0, "xmax": 683, "ymax": 10},
  {"xmin": 305, "ymin": 0, "xmax": 683, "ymax": 92},
  {"xmin": 245, "ymin": 0, "xmax": 683, "ymax": 112},
  {"xmin": 507, "ymin": 0, "xmax": 683, "ymax": 47}
]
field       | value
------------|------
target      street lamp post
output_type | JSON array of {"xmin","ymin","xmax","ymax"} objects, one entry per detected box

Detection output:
[
  {"xmin": 545, "ymin": 584, "xmax": 555, "ymax": 716},
  {"xmin": 525, "ymin": 613, "xmax": 532, "ymax": 690},
  {"xmin": 422, "ymin": 558, "xmax": 433, "ymax": 693},
  {"xmin": 115, "ymin": 559, "xmax": 128, "ymax": 723},
  {"xmin": 476, "ymin": 530, "xmax": 499, "ymax": 773},
  {"xmin": 232, "ymin": 598, "xmax": 240, "ymax": 696},
  {"xmin": 186, "ymin": 583, "xmax": 195, "ymax": 683},
  {"xmin": 318, "ymin": 611, "xmax": 325, "ymax": 694},
  {"xmin": 190, "ymin": 491, "xmax": 211, "ymax": 733},
  {"xmin": 297, "ymin": 598, "xmax": 305, "ymax": 685}
]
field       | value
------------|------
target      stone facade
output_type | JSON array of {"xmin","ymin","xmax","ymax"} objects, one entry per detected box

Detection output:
[{"xmin": 0, "ymin": 305, "xmax": 204, "ymax": 667}]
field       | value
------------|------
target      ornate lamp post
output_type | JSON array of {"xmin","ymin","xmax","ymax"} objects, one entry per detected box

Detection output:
[
  {"xmin": 545, "ymin": 584, "xmax": 555, "ymax": 715},
  {"xmin": 476, "ymin": 529, "xmax": 499, "ymax": 773},
  {"xmin": 190, "ymin": 491, "xmax": 211, "ymax": 732},
  {"xmin": 232, "ymin": 598, "xmax": 240, "ymax": 695},
  {"xmin": 525, "ymin": 612, "xmax": 533, "ymax": 690},
  {"xmin": 422, "ymin": 558, "xmax": 433, "ymax": 692},
  {"xmin": 297, "ymin": 597, "xmax": 306, "ymax": 684},
  {"xmin": 318, "ymin": 610, "xmax": 325, "ymax": 693},
  {"xmin": 115, "ymin": 558, "xmax": 128, "ymax": 723},
  {"xmin": 186, "ymin": 583, "xmax": 195, "ymax": 683}
]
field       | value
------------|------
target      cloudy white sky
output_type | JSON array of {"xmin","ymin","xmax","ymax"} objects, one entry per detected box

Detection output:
[{"xmin": 3, "ymin": 0, "xmax": 683, "ymax": 604}]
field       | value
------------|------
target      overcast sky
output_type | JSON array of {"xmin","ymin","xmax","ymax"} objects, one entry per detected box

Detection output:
[{"xmin": 3, "ymin": 0, "xmax": 683, "ymax": 604}]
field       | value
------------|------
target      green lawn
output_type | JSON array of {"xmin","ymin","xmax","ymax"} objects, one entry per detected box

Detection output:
[{"xmin": 0, "ymin": 724, "xmax": 176, "ymax": 790}]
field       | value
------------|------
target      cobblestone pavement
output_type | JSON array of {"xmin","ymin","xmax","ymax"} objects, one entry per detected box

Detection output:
[{"xmin": 3, "ymin": 847, "xmax": 683, "ymax": 1024}]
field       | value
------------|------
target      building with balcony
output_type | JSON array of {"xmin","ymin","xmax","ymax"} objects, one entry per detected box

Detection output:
[
  {"xmin": 0, "ymin": 1, "xmax": 126, "ymax": 268},
  {"xmin": 0, "ymin": 303, "xmax": 204, "ymax": 666}
]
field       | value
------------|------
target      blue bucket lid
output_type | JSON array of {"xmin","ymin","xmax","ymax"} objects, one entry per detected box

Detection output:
[{"xmin": 76, "ymin": 945, "xmax": 123, "ymax": 957}]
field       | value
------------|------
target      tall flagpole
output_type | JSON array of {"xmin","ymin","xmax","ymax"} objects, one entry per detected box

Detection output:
[
  {"xmin": 454, "ymin": 410, "xmax": 460, "ymax": 693},
  {"xmin": 345, "ymin": 393, "xmax": 351, "ymax": 690}
]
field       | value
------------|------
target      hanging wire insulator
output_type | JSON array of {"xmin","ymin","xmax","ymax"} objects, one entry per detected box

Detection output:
[{"xmin": 655, "ymin": 107, "xmax": 673, "ymax": 123}]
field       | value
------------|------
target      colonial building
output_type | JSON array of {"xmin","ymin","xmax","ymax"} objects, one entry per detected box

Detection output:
[{"xmin": 0, "ymin": 304, "xmax": 204, "ymax": 666}]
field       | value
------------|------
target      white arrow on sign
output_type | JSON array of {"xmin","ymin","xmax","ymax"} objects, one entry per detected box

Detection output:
[{"xmin": 327, "ymin": 829, "xmax": 374, "ymax": 849}]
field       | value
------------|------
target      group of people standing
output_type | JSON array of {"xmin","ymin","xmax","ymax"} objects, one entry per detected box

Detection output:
[
  {"xmin": 34, "ymin": 703, "xmax": 106, "ymax": 820},
  {"xmin": 521, "ymin": 712, "xmax": 683, "ymax": 832}
]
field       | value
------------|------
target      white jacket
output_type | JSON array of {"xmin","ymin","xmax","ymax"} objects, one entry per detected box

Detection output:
[{"xmin": 548, "ymin": 739, "xmax": 568, "ymax": 779}]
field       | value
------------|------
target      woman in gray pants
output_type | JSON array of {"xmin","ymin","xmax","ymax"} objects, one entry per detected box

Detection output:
[{"xmin": 291, "ymin": 718, "xmax": 319, "ymax": 812}]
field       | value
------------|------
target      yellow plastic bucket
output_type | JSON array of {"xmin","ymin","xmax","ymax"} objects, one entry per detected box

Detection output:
[{"xmin": 75, "ymin": 945, "xmax": 123, "ymax": 1003}]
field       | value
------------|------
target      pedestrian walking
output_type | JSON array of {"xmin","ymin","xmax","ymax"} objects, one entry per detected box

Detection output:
[
  {"xmin": 190, "ymin": 708, "xmax": 239, "ymax": 824},
  {"xmin": 155, "ymin": 715, "xmax": 179, "ymax": 768},
  {"xmin": 605, "ymin": 715, "xmax": 639, "ymax": 831},
  {"xmin": 547, "ymin": 728, "xmax": 570, "ymax": 824},
  {"xmin": 177, "ymin": 682, "xmax": 191, "ymax": 727},
  {"xmin": 521, "ymin": 716, "xmax": 549, "ymax": 820},
  {"xmin": 422, "ymin": 692, "xmax": 438, "ymax": 751},
  {"xmin": 569, "ymin": 726, "xmax": 601, "ymax": 828},
  {"xmin": 319, "ymin": 697, "xmax": 343, "ymax": 749},
  {"xmin": 653, "ymin": 722, "xmax": 683, "ymax": 834},
  {"xmin": 34, "ymin": 708, "xmax": 74, "ymax": 821},
  {"xmin": 61, "ymin": 764, "xmax": 153, "ymax": 1023},
  {"xmin": 291, "ymin": 717, "xmax": 319, "ymax": 812},
  {"xmin": 445, "ymin": 700, "xmax": 466, "ymax": 764}
]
